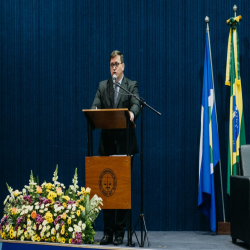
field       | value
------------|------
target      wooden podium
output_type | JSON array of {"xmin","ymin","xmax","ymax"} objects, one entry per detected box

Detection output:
[{"xmin": 82, "ymin": 109, "xmax": 133, "ymax": 209}]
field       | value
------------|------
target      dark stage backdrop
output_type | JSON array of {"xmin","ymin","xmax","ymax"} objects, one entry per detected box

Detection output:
[{"xmin": 1, "ymin": 0, "xmax": 250, "ymax": 231}]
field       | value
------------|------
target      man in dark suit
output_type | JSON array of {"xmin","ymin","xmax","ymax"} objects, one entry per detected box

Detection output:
[{"xmin": 91, "ymin": 50, "xmax": 140, "ymax": 245}]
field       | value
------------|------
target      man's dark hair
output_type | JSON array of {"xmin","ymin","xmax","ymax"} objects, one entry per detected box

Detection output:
[{"xmin": 110, "ymin": 50, "xmax": 124, "ymax": 63}]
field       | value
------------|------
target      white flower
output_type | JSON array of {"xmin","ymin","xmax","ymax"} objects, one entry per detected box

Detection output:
[
  {"xmin": 51, "ymin": 228, "xmax": 56, "ymax": 235},
  {"xmin": 39, "ymin": 225, "xmax": 42, "ymax": 230},
  {"xmin": 27, "ymin": 220, "xmax": 32, "ymax": 226},
  {"xmin": 65, "ymin": 210, "xmax": 69, "ymax": 214},
  {"xmin": 39, "ymin": 210, "xmax": 44, "ymax": 213},
  {"xmin": 35, "ymin": 205, "xmax": 39, "ymax": 209},
  {"xmin": 78, "ymin": 221, "xmax": 82, "ymax": 226},
  {"xmin": 55, "ymin": 224, "xmax": 60, "ymax": 230},
  {"xmin": 4, "ymin": 196, "xmax": 9, "ymax": 205},
  {"xmin": 29, "ymin": 230, "xmax": 34, "ymax": 236},
  {"xmin": 42, "ymin": 220, "xmax": 48, "ymax": 226},
  {"xmin": 21, "ymin": 235, "xmax": 25, "ymax": 241},
  {"xmin": 46, "ymin": 232, "xmax": 50, "ymax": 237},
  {"xmin": 5, "ymin": 224, "xmax": 11, "ymax": 232},
  {"xmin": 41, "ymin": 204, "xmax": 44, "ymax": 209},
  {"xmin": 68, "ymin": 204, "xmax": 72, "ymax": 209},
  {"xmin": 45, "ymin": 204, "xmax": 50, "ymax": 207},
  {"xmin": 33, "ymin": 224, "xmax": 36, "ymax": 230},
  {"xmin": 73, "ymin": 225, "xmax": 81, "ymax": 232},
  {"xmin": 24, "ymin": 231, "xmax": 28, "ymax": 237},
  {"xmin": 46, "ymin": 225, "xmax": 50, "ymax": 230},
  {"xmin": 31, "ymin": 235, "xmax": 35, "ymax": 241},
  {"xmin": 44, "ymin": 208, "xmax": 48, "ymax": 211},
  {"xmin": 41, "ymin": 231, "xmax": 44, "ymax": 237},
  {"xmin": 68, "ymin": 227, "xmax": 73, "ymax": 232}
]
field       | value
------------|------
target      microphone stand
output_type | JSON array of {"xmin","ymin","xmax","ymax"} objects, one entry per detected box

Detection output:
[{"xmin": 114, "ymin": 82, "xmax": 161, "ymax": 248}]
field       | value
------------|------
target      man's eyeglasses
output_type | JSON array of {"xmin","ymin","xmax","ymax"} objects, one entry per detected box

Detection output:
[{"xmin": 110, "ymin": 62, "xmax": 123, "ymax": 68}]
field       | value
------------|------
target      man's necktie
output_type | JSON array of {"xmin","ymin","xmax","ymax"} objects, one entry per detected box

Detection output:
[{"xmin": 114, "ymin": 83, "xmax": 119, "ymax": 105}]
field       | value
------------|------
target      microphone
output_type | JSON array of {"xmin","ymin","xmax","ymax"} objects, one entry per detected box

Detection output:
[{"xmin": 112, "ymin": 74, "xmax": 117, "ymax": 90}]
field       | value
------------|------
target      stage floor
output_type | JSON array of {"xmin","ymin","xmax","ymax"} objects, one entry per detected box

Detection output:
[
  {"xmin": 95, "ymin": 231, "xmax": 249, "ymax": 250},
  {"xmin": 0, "ymin": 231, "xmax": 248, "ymax": 250}
]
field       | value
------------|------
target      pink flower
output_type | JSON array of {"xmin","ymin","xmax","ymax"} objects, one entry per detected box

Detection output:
[
  {"xmin": 36, "ymin": 186, "xmax": 42, "ymax": 194},
  {"xmin": 56, "ymin": 187, "xmax": 62, "ymax": 196}
]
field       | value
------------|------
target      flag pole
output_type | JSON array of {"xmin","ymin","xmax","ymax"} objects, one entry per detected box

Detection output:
[
  {"xmin": 233, "ymin": 5, "xmax": 237, "ymax": 17},
  {"xmin": 205, "ymin": 16, "xmax": 226, "ymax": 223}
]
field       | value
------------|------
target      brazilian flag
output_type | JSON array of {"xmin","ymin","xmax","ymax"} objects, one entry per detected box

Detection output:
[{"xmin": 225, "ymin": 15, "xmax": 246, "ymax": 195}]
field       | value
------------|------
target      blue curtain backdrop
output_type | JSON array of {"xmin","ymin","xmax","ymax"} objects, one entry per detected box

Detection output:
[{"xmin": 1, "ymin": 0, "xmax": 250, "ymax": 231}]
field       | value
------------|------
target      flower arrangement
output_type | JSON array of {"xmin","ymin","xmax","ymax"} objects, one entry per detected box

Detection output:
[{"xmin": 0, "ymin": 166, "xmax": 103, "ymax": 244}]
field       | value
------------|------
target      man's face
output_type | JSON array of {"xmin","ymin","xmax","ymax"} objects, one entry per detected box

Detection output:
[{"xmin": 110, "ymin": 55, "xmax": 125, "ymax": 82}]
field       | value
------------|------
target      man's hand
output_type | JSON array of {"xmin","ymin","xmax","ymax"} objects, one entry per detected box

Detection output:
[{"xmin": 129, "ymin": 111, "xmax": 134, "ymax": 122}]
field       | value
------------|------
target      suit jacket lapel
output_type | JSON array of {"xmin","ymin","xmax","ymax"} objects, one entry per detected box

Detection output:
[{"xmin": 115, "ymin": 76, "xmax": 127, "ymax": 108}]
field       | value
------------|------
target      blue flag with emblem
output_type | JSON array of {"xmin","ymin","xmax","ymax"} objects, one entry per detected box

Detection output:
[{"xmin": 198, "ymin": 32, "xmax": 220, "ymax": 232}]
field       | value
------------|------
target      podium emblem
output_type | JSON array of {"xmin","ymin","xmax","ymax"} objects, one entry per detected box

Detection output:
[{"xmin": 99, "ymin": 168, "xmax": 117, "ymax": 197}]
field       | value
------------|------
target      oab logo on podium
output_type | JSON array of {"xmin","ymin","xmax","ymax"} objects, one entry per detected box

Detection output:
[{"xmin": 99, "ymin": 168, "xmax": 117, "ymax": 197}]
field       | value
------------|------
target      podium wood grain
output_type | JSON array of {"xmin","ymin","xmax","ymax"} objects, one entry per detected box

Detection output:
[{"xmin": 85, "ymin": 156, "xmax": 131, "ymax": 209}]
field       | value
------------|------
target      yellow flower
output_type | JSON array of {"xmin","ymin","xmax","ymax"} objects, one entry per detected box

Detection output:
[
  {"xmin": 61, "ymin": 237, "xmax": 65, "ymax": 243},
  {"xmin": 60, "ymin": 228, "xmax": 65, "ymax": 235},
  {"xmin": 13, "ymin": 190, "xmax": 21, "ymax": 197},
  {"xmin": 65, "ymin": 232, "xmax": 68, "ymax": 237},
  {"xmin": 1, "ymin": 232, "xmax": 6, "ymax": 239},
  {"xmin": 45, "ymin": 183, "xmax": 53, "ymax": 189},
  {"xmin": 69, "ymin": 238, "xmax": 72, "ymax": 244},
  {"xmin": 77, "ymin": 191, "xmax": 82, "ymax": 196},
  {"xmin": 62, "ymin": 203, "xmax": 67, "ymax": 208},
  {"xmin": 62, "ymin": 195, "xmax": 70, "ymax": 201},
  {"xmin": 45, "ymin": 212, "xmax": 53, "ymax": 223},
  {"xmin": 67, "ymin": 218, "xmax": 71, "ymax": 225},
  {"xmin": 76, "ymin": 210, "xmax": 81, "ymax": 217},
  {"xmin": 79, "ymin": 205, "xmax": 85, "ymax": 211},
  {"xmin": 81, "ymin": 187, "xmax": 85, "ymax": 193},
  {"xmin": 36, "ymin": 236, "xmax": 41, "ymax": 242},
  {"xmin": 51, "ymin": 236, "xmax": 56, "ymax": 242}
]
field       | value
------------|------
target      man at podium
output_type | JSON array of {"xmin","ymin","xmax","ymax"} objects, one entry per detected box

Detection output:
[{"xmin": 91, "ymin": 50, "xmax": 140, "ymax": 245}]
